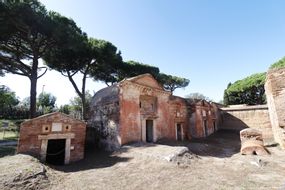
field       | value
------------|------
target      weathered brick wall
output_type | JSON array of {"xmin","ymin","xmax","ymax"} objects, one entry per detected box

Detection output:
[
  {"xmin": 119, "ymin": 81, "xmax": 178, "ymax": 144},
  {"xmin": 88, "ymin": 85, "xmax": 120, "ymax": 150},
  {"xmin": 189, "ymin": 102, "xmax": 218, "ymax": 138},
  {"xmin": 265, "ymin": 68, "xmax": 285, "ymax": 148},
  {"xmin": 168, "ymin": 96, "xmax": 189, "ymax": 140},
  {"xmin": 18, "ymin": 112, "xmax": 86, "ymax": 163},
  {"xmin": 220, "ymin": 105, "xmax": 273, "ymax": 145}
]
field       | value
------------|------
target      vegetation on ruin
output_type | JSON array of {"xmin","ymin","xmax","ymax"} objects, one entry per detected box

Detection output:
[
  {"xmin": 223, "ymin": 72, "xmax": 266, "ymax": 105},
  {"xmin": 270, "ymin": 56, "xmax": 285, "ymax": 69}
]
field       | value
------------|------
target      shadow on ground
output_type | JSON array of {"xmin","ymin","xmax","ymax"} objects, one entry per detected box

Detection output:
[
  {"xmin": 51, "ymin": 146, "xmax": 132, "ymax": 173},
  {"xmin": 158, "ymin": 130, "xmax": 241, "ymax": 158}
]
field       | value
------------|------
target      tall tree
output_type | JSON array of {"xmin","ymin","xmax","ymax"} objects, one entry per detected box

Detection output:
[
  {"xmin": 43, "ymin": 12, "xmax": 91, "ymax": 120},
  {"xmin": 0, "ymin": 0, "xmax": 54, "ymax": 118},
  {"xmin": 37, "ymin": 92, "xmax": 56, "ymax": 114},
  {"xmin": 43, "ymin": 15, "xmax": 122, "ymax": 120},
  {"xmin": 0, "ymin": 85, "xmax": 19, "ymax": 112},
  {"xmin": 157, "ymin": 73, "xmax": 190, "ymax": 94},
  {"xmin": 224, "ymin": 73, "xmax": 266, "ymax": 105}
]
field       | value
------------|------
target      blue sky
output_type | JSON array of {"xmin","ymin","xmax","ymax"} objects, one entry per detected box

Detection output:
[{"xmin": 2, "ymin": 0, "xmax": 285, "ymax": 105}]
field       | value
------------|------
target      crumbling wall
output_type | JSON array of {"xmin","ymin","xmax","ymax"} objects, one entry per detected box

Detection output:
[
  {"xmin": 221, "ymin": 105, "xmax": 273, "ymax": 145},
  {"xmin": 168, "ymin": 96, "xmax": 189, "ymax": 140},
  {"xmin": 88, "ymin": 85, "xmax": 121, "ymax": 150},
  {"xmin": 188, "ymin": 100, "xmax": 218, "ymax": 138},
  {"xmin": 265, "ymin": 68, "xmax": 285, "ymax": 148}
]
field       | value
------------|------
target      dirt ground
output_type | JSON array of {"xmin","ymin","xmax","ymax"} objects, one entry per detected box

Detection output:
[{"xmin": 1, "ymin": 130, "xmax": 285, "ymax": 190}]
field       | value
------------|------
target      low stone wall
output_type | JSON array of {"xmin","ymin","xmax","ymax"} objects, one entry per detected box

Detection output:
[
  {"xmin": 265, "ymin": 68, "xmax": 285, "ymax": 148},
  {"xmin": 221, "ymin": 105, "xmax": 274, "ymax": 145}
]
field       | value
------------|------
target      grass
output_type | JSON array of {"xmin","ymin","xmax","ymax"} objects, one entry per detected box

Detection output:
[
  {"xmin": 0, "ymin": 119, "xmax": 22, "ymax": 141},
  {"xmin": 0, "ymin": 131, "xmax": 19, "ymax": 141},
  {"xmin": 0, "ymin": 146, "xmax": 16, "ymax": 158}
]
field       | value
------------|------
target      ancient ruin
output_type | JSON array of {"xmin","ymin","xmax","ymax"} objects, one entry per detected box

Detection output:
[
  {"xmin": 88, "ymin": 74, "xmax": 221, "ymax": 150},
  {"xmin": 240, "ymin": 128, "xmax": 269, "ymax": 155},
  {"xmin": 265, "ymin": 67, "xmax": 285, "ymax": 149},
  {"xmin": 17, "ymin": 112, "xmax": 86, "ymax": 165}
]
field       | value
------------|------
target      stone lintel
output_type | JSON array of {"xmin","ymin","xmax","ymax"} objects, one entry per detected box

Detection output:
[{"xmin": 38, "ymin": 133, "xmax": 75, "ymax": 140}]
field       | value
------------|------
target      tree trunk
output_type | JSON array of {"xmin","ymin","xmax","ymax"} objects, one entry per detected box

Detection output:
[
  {"xmin": 29, "ymin": 57, "xmax": 38, "ymax": 118},
  {"xmin": 81, "ymin": 70, "xmax": 88, "ymax": 121},
  {"xmin": 81, "ymin": 91, "xmax": 87, "ymax": 121}
]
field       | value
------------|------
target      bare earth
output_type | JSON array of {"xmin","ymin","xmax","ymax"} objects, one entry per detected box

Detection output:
[{"xmin": 1, "ymin": 130, "xmax": 285, "ymax": 190}]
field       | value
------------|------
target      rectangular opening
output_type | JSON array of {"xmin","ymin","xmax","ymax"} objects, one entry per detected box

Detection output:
[
  {"xmin": 46, "ymin": 139, "xmax": 66, "ymax": 165},
  {"xmin": 204, "ymin": 120, "xmax": 208, "ymax": 137},
  {"xmin": 146, "ymin": 120, "xmax": 153, "ymax": 143},
  {"xmin": 176, "ymin": 123, "xmax": 183, "ymax": 141}
]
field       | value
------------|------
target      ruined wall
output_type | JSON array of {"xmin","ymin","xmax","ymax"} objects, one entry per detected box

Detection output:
[
  {"xmin": 88, "ymin": 85, "xmax": 120, "ymax": 150},
  {"xmin": 189, "ymin": 101, "xmax": 218, "ymax": 138},
  {"xmin": 18, "ymin": 112, "xmax": 86, "ymax": 163},
  {"xmin": 265, "ymin": 68, "xmax": 285, "ymax": 148},
  {"xmin": 168, "ymin": 96, "xmax": 189, "ymax": 140},
  {"xmin": 221, "ymin": 105, "xmax": 273, "ymax": 145}
]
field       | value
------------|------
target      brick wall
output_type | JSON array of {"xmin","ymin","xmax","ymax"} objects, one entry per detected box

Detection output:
[
  {"xmin": 17, "ymin": 112, "xmax": 86, "ymax": 163},
  {"xmin": 265, "ymin": 68, "xmax": 285, "ymax": 148},
  {"xmin": 220, "ymin": 105, "xmax": 273, "ymax": 145}
]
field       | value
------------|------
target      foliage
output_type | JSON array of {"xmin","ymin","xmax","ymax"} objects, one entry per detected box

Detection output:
[
  {"xmin": 157, "ymin": 73, "xmax": 190, "ymax": 94},
  {"xmin": 0, "ymin": 85, "xmax": 19, "ymax": 111},
  {"xmin": 68, "ymin": 91, "xmax": 93, "ymax": 120},
  {"xmin": 59, "ymin": 104, "xmax": 71, "ymax": 115},
  {"xmin": 119, "ymin": 61, "xmax": 160, "ymax": 81},
  {"xmin": 0, "ymin": 0, "xmax": 55, "ymax": 118},
  {"xmin": 89, "ymin": 38, "xmax": 123, "ymax": 85},
  {"xmin": 269, "ymin": 57, "xmax": 285, "ymax": 69},
  {"xmin": 186, "ymin": 92, "xmax": 210, "ymax": 101},
  {"xmin": 44, "ymin": 33, "xmax": 122, "ymax": 120},
  {"xmin": 223, "ymin": 72, "xmax": 266, "ymax": 105},
  {"xmin": 37, "ymin": 92, "xmax": 56, "ymax": 114}
]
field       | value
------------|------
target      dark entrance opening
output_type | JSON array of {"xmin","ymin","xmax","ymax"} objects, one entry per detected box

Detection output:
[
  {"xmin": 204, "ymin": 120, "xmax": 208, "ymax": 137},
  {"xmin": 213, "ymin": 120, "xmax": 216, "ymax": 131},
  {"xmin": 46, "ymin": 139, "xmax": 66, "ymax": 165},
  {"xmin": 176, "ymin": 123, "xmax": 182, "ymax": 141},
  {"xmin": 146, "ymin": 120, "xmax": 153, "ymax": 143}
]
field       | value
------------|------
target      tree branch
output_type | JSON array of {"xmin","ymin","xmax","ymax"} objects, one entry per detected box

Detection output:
[
  {"xmin": 67, "ymin": 70, "xmax": 82, "ymax": 98},
  {"xmin": 37, "ymin": 66, "xmax": 48, "ymax": 79}
]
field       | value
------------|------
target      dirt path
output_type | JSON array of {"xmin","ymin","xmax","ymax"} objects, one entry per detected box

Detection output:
[{"xmin": 1, "ymin": 130, "xmax": 285, "ymax": 190}]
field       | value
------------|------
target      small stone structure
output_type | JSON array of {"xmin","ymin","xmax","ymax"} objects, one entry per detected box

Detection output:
[
  {"xmin": 265, "ymin": 67, "xmax": 285, "ymax": 149},
  {"xmin": 88, "ymin": 74, "xmax": 221, "ymax": 150},
  {"xmin": 240, "ymin": 128, "xmax": 269, "ymax": 155},
  {"xmin": 17, "ymin": 112, "xmax": 86, "ymax": 165}
]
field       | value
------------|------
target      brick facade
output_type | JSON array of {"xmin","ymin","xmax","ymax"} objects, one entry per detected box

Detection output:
[
  {"xmin": 17, "ymin": 112, "xmax": 86, "ymax": 164},
  {"xmin": 89, "ymin": 74, "xmax": 219, "ymax": 150}
]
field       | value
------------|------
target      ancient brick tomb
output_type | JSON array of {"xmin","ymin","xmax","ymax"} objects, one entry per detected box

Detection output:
[
  {"xmin": 88, "ymin": 73, "xmax": 221, "ymax": 150},
  {"xmin": 17, "ymin": 112, "xmax": 86, "ymax": 165}
]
